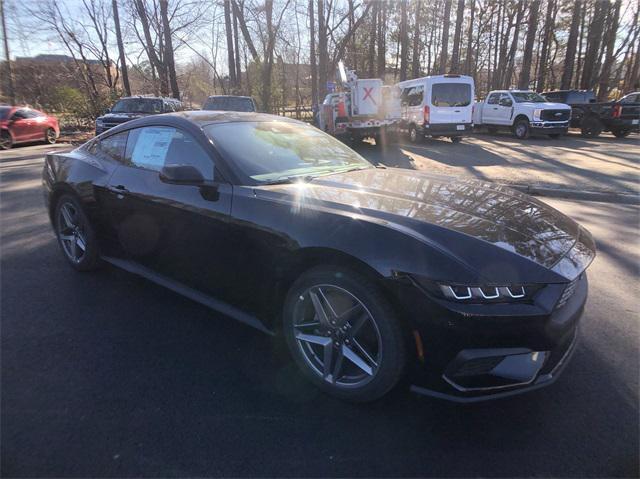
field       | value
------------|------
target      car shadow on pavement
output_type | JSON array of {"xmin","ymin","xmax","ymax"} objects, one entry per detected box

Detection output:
[{"xmin": 355, "ymin": 141, "xmax": 418, "ymax": 169}]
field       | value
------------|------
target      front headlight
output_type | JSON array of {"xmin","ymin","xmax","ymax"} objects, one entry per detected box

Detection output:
[
  {"xmin": 533, "ymin": 109, "xmax": 542, "ymax": 121},
  {"xmin": 409, "ymin": 275, "xmax": 543, "ymax": 303}
]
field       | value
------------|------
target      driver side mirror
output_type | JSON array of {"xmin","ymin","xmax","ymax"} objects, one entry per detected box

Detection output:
[
  {"xmin": 499, "ymin": 98, "xmax": 513, "ymax": 107},
  {"xmin": 159, "ymin": 164, "xmax": 204, "ymax": 185}
]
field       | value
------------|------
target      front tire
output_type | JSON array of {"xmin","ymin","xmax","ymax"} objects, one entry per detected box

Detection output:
[
  {"xmin": 513, "ymin": 118, "xmax": 530, "ymax": 139},
  {"xmin": 283, "ymin": 266, "xmax": 406, "ymax": 402},
  {"xmin": 581, "ymin": 117, "xmax": 603, "ymax": 137},
  {"xmin": 45, "ymin": 128, "xmax": 57, "ymax": 144},
  {"xmin": 450, "ymin": 136, "xmax": 462, "ymax": 143},
  {"xmin": 408, "ymin": 125, "xmax": 419, "ymax": 143},
  {"xmin": 54, "ymin": 194, "xmax": 100, "ymax": 271}
]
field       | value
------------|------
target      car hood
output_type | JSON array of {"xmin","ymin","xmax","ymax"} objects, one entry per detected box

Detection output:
[
  {"xmin": 520, "ymin": 101, "xmax": 571, "ymax": 110},
  {"xmin": 255, "ymin": 168, "xmax": 595, "ymax": 280}
]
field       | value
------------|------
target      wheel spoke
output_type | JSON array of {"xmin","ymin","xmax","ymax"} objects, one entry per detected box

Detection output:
[
  {"xmin": 317, "ymin": 288, "xmax": 339, "ymax": 319},
  {"xmin": 60, "ymin": 205, "xmax": 75, "ymax": 228},
  {"xmin": 75, "ymin": 233, "xmax": 87, "ymax": 252},
  {"xmin": 336, "ymin": 302, "xmax": 363, "ymax": 326},
  {"xmin": 330, "ymin": 347, "xmax": 344, "ymax": 384},
  {"xmin": 294, "ymin": 321, "xmax": 321, "ymax": 329},
  {"xmin": 295, "ymin": 332, "xmax": 332, "ymax": 347},
  {"xmin": 69, "ymin": 237, "xmax": 78, "ymax": 259},
  {"xmin": 347, "ymin": 312, "xmax": 369, "ymax": 339},
  {"xmin": 309, "ymin": 289, "xmax": 334, "ymax": 327},
  {"xmin": 59, "ymin": 235, "xmax": 75, "ymax": 242},
  {"xmin": 351, "ymin": 338, "xmax": 378, "ymax": 368},
  {"xmin": 342, "ymin": 344, "xmax": 373, "ymax": 376}
]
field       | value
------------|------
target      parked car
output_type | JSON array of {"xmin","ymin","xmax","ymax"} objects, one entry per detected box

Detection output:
[
  {"xmin": 397, "ymin": 74, "xmax": 475, "ymax": 143},
  {"xmin": 43, "ymin": 111, "xmax": 595, "ymax": 403},
  {"xmin": 474, "ymin": 90, "xmax": 571, "ymax": 139},
  {"xmin": 542, "ymin": 89, "xmax": 640, "ymax": 138},
  {"xmin": 95, "ymin": 96, "xmax": 183, "ymax": 135},
  {"xmin": 202, "ymin": 95, "xmax": 257, "ymax": 112},
  {"xmin": 0, "ymin": 106, "xmax": 59, "ymax": 150}
]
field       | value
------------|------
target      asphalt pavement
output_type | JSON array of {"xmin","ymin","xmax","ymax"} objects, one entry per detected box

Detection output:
[{"xmin": 1, "ymin": 143, "xmax": 638, "ymax": 477}]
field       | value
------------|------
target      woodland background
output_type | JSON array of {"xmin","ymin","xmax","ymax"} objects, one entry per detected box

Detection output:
[{"xmin": 1, "ymin": 0, "xmax": 638, "ymax": 124}]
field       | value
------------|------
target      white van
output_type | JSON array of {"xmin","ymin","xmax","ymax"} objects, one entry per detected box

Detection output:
[{"xmin": 397, "ymin": 74, "xmax": 475, "ymax": 143}]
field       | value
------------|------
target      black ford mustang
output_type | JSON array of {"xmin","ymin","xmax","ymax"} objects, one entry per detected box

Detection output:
[{"xmin": 43, "ymin": 111, "xmax": 595, "ymax": 402}]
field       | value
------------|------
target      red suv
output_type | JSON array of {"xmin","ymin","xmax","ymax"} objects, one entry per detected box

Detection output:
[{"xmin": 0, "ymin": 106, "xmax": 60, "ymax": 150}]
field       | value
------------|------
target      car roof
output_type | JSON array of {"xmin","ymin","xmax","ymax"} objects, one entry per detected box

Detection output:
[
  {"xmin": 117, "ymin": 95, "xmax": 181, "ymax": 102},
  {"xmin": 102, "ymin": 111, "xmax": 299, "ymax": 135},
  {"xmin": 206, "ymin": 95, "xmax": 254, "ymax": 99}
]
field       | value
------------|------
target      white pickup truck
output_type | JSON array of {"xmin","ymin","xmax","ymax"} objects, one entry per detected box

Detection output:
[{"xmin": 473, "ymin": 90, "xmax": 571, "ymax": 139}]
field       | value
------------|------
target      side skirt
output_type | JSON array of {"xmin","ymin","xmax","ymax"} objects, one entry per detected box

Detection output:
[{"xmin": 101, "ymin": 256, "xmax": 275, "ymax": 336}]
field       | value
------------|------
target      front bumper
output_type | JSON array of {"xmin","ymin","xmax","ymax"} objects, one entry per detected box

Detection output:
[
  {"xmin": 392, "ymin": 272, "xmax": 588, "ymax": 402},
  {"xmin": 530, "ymin": 120, "xmax": 569, "ymax": 134}
]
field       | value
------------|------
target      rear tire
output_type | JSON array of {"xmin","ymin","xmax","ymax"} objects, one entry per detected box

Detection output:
[
  {"xmin": 513, "ymin": 118, "xmax": 530, "ymax": 139},
  {"xmin": 611, "ymin": 128, "xmax": 631, "ymax": 138},
  {"xmin": 581, "ymin": 117, "xmax": 603, "ymax": 137},
  {"xmin": 450, "ymin": 136, "xmax": 462, "ymax": 143},
  {"xmin": 408, "ymin": 125, "xmax": 419, "ymax": 143},
  {"xmin": 54, "ymin": 194, "xmax": 100, "ymax": 271},
  {"xmin": 282, "ymin": 266, "xmax": 406, "ymax": 402},
  {"xmin": 0, "ymin": 130, "xmax": 12, "ymax": 150}
]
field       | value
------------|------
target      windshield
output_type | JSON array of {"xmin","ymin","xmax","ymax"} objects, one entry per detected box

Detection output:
[
  {"xmin": 0, "ymin": 107, "xmax": 11, "ymax": 120},
  {"xmin": 203, "ymin": 97, "xmax": 255, "ymax": 112},
  {"xmin": 431, "ymin": 83, "xmax": 472, "ymax": 107},
  {"xmin": 512, "ymin": 92, "xmax": 547, "ymax": 103},
  {"xmin": 111, "ymin": 99, "xmax": 163, "ymax": 114},
  {"xmin": 205, "ymin": 120, "xmax": 372, "ymax": 183}
]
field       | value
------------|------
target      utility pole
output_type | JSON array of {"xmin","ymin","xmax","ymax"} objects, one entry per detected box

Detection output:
[
  {"xmin": 0, "ymin": 0, "xmax": 15, "ymax": 105},
  {"xmin": 112, "ymin": 0, "xmax": 131, "ymax": 96}
]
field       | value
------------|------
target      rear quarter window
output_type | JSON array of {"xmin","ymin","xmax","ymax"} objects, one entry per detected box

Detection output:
[{"xmin": 431, "ymin": 83, "xmax": 472, "ymax": 107}]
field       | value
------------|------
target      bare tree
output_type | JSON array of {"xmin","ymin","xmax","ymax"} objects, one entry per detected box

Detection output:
[
  {"xmin": 112, "ymin": 0, "xmax": 130, "ymax": 96},
  {"xmin": 597, "ymin": 0, "xmax": 621, "ymax": 101},
  {"xmin": 518, "ymin": 0, "xmax": 539, "ymax": 89},
  {"xmin": 560, "ymin": 0, "xmax": 581, "ymax": 90},
  {"xmin": 0, "ymin": 0, "xmax": 15, "ymax": 104},
  {"xmin": 224, "ymin": 0, "xmax": 237, "ymax": 88},
  {"xmin": 438, "ymin": 0, "xmax": 452, "ymax": 73},
  {"xmin": 450, "ymin": 0, "xmax": 465, "ymax": 73}
]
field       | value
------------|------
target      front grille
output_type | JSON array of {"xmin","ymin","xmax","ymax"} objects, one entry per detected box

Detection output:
[
  {"xmin": 541, "ymin": 109, "xmax": 571, "ymax": 121},
  {"xmin": 556, "ymin": 277, "xmax": 579, "ymax": 309}
]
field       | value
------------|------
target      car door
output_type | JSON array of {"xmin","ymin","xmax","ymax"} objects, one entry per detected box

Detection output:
[
  {"xmin": 104, "ymin": 124, "xmax": 235, "ymax": 301},
  {"xmin": 483, "ymin": 93, "xmax": 501, "ymax": 124},
  {"xmin": 496, "ymin": 93, "xmax": 515, "ymax": 125},
  {"xmin": 9, "ymin": 109, "xmax": 32, "ymax": 142}
]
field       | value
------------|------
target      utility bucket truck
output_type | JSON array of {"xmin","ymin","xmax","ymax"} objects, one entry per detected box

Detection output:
[{"xmin": 318, "ymin": 62, "xmax": 400, "ymax": 146}]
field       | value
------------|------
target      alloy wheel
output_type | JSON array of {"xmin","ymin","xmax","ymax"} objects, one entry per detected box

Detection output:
[
  {"xmin": 46, "ymin": 128, "xmax": 57, "ymax": 144},
  {"xmin": 0, "ymin": 133, "xmax": 11, "ymax": 150},
  {"xmin": 292, "ymin": 284, "xmax": 382, "ymax": 388},
  {"xmin": 57, "ymin": 202, "xmax": 87, "ymax": 264}
]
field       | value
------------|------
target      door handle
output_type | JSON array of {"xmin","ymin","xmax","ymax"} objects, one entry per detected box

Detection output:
[{"xmin": 108, "ymin": 184, "xmax": 128, "ymax": 198}]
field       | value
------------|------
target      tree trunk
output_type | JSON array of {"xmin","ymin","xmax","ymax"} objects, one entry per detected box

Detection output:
[
  {"xmin": 535, "ymin": 0, "xmax": 555, "ymax": 92},
  {"xmin": 464, "ymin": 0, "xmax": 475, "ymax": 75},
  {"xmin": 580, "ymin": 0, "xmax": 607, "ymax": 90},
  {"xmin": 411, "ymin": 0, "xmax": 422, "ymax": 78},
  {"xmin": 134, "ymin": 0, "xmax": 168, "ymax": 95},
  {"xmin": 233, "ymin": 6, "xmax": 242, "ymax": 90},
  {"xmin": 261, "ymin": 0, "xmax": 274, "ymax": 112},
  {"xmin": 317, "ymin": 0, "xmax": 328, "ymax": 100},
  {"xmin": 223, "ymin": 0, "xmax": 237, "ymax": 89},
  {"xmin": 518, "ymin": 0, "xmax": 539, "ymax": 89},
  {"xmin": 399, "ymin": 0, "xmax": 409, "ymax": 81},
  {"xmin": 377, "ymin": 0, "xmax": 386, "ymax": 78},
  {"xmin": 450, "ymin": 0, "xmax": 465, "ymax": 73},
  {"xmin": 309, "ymin": 0, "xmax": 317, "ymax": 106},
  {"xmin": 597, "ymin": 0, "xmax": 621, "ymax": 101},
  {"xmin": 504, "ymin": 0, "xmax": 525, "ymax": 88},
  {"xmin": 438, "ymin": 0, "xmax": 452, "ymax": 73},
  {"xmin": 0, "ymin": 0, "xmax": 15, "ymax": 104},
  {"xmin": 159, "ymin": 0, "xmax": 180, "ymax": 99},
  {"xmin": 560, "ymin": 0, "xmax": 581, "ymax": 90},
  {"xmin": 112, "ymin": 0, "xmax": 130, "ymax": 96},
  {"xmin": 368, "ymin": 1, "xmax": 377, "ymax": 77}
]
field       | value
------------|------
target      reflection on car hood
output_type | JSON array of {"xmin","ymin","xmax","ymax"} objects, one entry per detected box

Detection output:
[
  {"xmin": 521, "ymin": 102, "xmax": 571, "ymax": 109},
  {"xmin": 256, "ymin": 168, "xmax": 595, "ymax": 276},
  {"xmin": 98, "ymin": 112, "xmax": 151, "ymax": 123}
]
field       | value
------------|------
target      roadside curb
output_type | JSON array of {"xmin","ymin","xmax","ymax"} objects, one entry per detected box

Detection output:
[{"xmin": 506, "ymin": 183, "xmax": 640, "ymax": 205}]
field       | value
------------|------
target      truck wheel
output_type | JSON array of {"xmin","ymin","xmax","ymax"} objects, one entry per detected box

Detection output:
[
  {"xmin": 611, "ymin": 128, "xmax": 631, "ymax": 138},
  {"xmin": 513, "ymin": 118, "xmax": 530, "ymax": 139},
  {"xmin": 450, "ymin": 136, "xmax": 462, "ymax": 143},
  {"xmin": 408, "ymin": 125, "xmax": 419, "ymax": 143},
  {"xmin": 581, "ymin": 117, "xmax": 602, "ymax": 138}
]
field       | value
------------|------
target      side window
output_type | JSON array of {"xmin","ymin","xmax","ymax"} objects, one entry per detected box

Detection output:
[
  {"xmin": 408, "ymin": 86, "xmax": 424, "ymax": 107},
  {"xmin": 11, "ymin": 109, "xmax": 28, "ymax": 119},
  {"xmin": 125, "ymin": 126, "xmax": 214, "ymax": 180},
  {"xmin": 96, "ymin": 131, "xmax": 128, "ymax": 163},
  {"xmin": 400, "ymin": 88, "xmax": 411, "ymax": 106},
  {"xmin": 499, "ymin": 93, "xmax": 513, "ymax": 107},
  {"xmin": 487, "ymin": 93, "xmax": 501, "ymax": 105}
]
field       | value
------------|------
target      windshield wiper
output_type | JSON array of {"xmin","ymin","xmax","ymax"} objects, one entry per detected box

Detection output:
[{"xmin": 261, "ymin": 175, "xmax": 316, "ymax": 185}]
